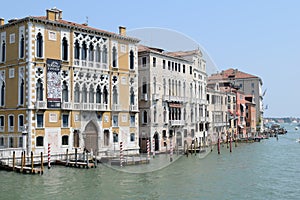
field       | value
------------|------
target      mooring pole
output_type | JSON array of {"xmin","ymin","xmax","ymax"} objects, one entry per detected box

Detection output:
[{"xmin": 12, "ymin": 151, "xmax": 15, "ymax": 171}]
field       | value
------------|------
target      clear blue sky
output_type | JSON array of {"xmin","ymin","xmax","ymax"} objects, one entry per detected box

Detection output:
[{"xmin": 2, "ymin": 0, "xmax": 299, "ymax": 118}]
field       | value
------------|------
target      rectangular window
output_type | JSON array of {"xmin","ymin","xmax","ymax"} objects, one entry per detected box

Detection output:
[
  {"xmin": 183, "ymin": 65, "xmax": 186, "ymax": 73},
  {"xmin": 121, "ymin": 114, "xmax": 127, "ymax": 122},
  {"xmin": 190, "ymin": 66, "xmax": 193, "ymax": 75},
  {"xmin": 18, "ymin": 137, "xmax": 23, "ymax": 148},
  {"xmin": 112, "ymin": 115, "xmax": 118, "ymax": 127},
  {"xmin": 153, "ymin": 57, "xmax": 156, "ymax": 67},
  {"xmin": 0, "ymin": 116, "xmax": 4, "ymax": 132},
  {"xmin": 9, "ymin": 68, "xmax": 14, "ymax": 78},
  {"xmin": 172, "ymin": 62, "xmax": 174, "ymax": 71},
  {"xmin": 0, "ymin": 137, "xmax": 4, "ymax": 146},
  {"xmin": 130, "ymin": 115, "xmax": 135, "ymax": 127},
  {"xmin": 113, "ymin": 133, "xmax": 118, "ymax": 143},
  {"xmin": 62, "ymin": 114, "xmax": 69, "ymax": 128},
  {"xmin": 9, "ymin": 137, "xmax": 14, "ymax": 148},
  {"xmin": 162, "ymin": 60, "xmax": 166, "ymax": 69},
  {"xmin": 48, "ymin": 31, "xmax": 57, "ymax": 41},
  {"xmin": 168, "ymin": 61, "xmax": 171, "ymax": 70},
  {"xmin": 175, "ymin": 63, "xmax": 177, "ymax": 71},
  {"xmin": 142, "ymin": 57, "xmax": 147, "ymax": 67},
  {"xmin": 37, "ymin": 113, "xmax": 44, "ymax": 128},
  {"xmin": 62, "ymin": 135, "xmax": 69, "ymax": 145},
  {"xmin": 9, "ymin": 33, "xmax": 15, "ymax": 44},
  {"xmin": 178, "ymin": 63, "xmax": 181, "ymax": 72},
  {"xmin": 130, "ymin": 133, "xmax": 135, "ymax": 142}
]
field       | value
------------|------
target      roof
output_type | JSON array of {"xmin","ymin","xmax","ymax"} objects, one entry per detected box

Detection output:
[
  {"xmin": 165, "ymin": 49, "xmax": 203, "ymax": 57},
  {"xmin": 0, "ymin": 15, "xmax": 140, "ymax": 43}
]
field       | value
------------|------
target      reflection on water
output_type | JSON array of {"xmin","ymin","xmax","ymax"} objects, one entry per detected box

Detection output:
[{"xmin": 1, "ymin": 124, "xmax": 300, "ymax": 200}]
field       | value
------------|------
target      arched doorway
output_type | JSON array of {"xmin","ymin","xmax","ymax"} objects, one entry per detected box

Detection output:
[
  {"xmin": 153, "ymin": 132, "xmax": 159, "ymax": 151},
  {"xmin": 84, "ymin": 121, "xmax": 98, "ymax": 153},
  {"xmin": 176, "ymin": 131, "xmax": 182, "ymax": 147}
]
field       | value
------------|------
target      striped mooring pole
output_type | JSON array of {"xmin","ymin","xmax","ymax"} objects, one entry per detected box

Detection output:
[
  {"xmin": 152, "ymin": 138, "xmax": 155, "ymax": 158},
  {"xmin": 48, "ymin": 143, "xmax": 51, "ymax": 169},
  {"xmin": 119, "ymin": 141, "xmax": 123, "ymax": 167},
  {"xmin": 147, "ymin": 139, "xmax": 150, "ymax": 160}
]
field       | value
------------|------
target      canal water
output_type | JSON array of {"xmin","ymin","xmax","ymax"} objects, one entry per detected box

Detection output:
[{"xmin": 1, "ymin": 123, "xmax": 300, "ymax": 200}]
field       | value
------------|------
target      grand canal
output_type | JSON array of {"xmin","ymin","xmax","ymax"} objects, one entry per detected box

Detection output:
[{"xmin": 1, "ymin": 124, "xmax": 300, "ymax": 200}]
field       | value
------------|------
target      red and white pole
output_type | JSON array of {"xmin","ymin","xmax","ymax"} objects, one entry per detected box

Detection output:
[
  {"xmin": 120, "ymin": 141, "xmax": 123, "ymax": 167},
  {"xmin": 170, "ymin": 138, "xmax": 173, "ymax": 162},
  {"xmin": 152, "ymin": 138, "xmax": 155, "ymax": 158},
  {"xmin": 147, "ymin": 139, "xmax": 150, "ymax": 160},
  {"xmin": 48, "ymin": 143, "xmax": 51, "ymax": 169}
]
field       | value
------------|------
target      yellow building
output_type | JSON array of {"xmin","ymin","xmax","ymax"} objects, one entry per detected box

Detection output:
[{"xmin": 0, "ymin": 8, "xmax": 140, "ymax": 159}]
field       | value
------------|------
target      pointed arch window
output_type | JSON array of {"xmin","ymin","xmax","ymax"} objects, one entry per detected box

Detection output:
[
  {"xmin": 62, "ymin": 81, "xmax": 68, "ymax": 102},
  {"xmin": 0, "ymin": 82, "xmax": 5, "ymax": 106},
  {"xmin": 20, "ymin": 35, "xmax": 25, "ymax": 59},
  {"xmin": 74, "ymin": 40, "xmax": 80, "ymax": 60},
  {"xmin": 96, "ymin": 85, "xmax": 102, "ymax": 103},
  {"xmin": 102, "ymin": 45, "xmax": 107, "ymax": 64},
  {"xmin": 74, "ymin": 83, "xmax": 80, "ymax": 103},
  {"xmin": 112, "ymin": 46, "xmax": 117, "ymax": 67},
  {"xmin": 62, "ymin": 37, "xmax": 68, "ymax": 61},
  {"xmin": 103, "ymin": 86, "xmax": 108, "ymax": 104},
  {"xmin": 130, "ymin": 87, "xmax": 135, "ymax": 105},
  {"xmin": 88, "ymin": 43, "xmax": 94, "ymax": 62},
  {"xmin": 36, "ymin": 33, "xmax": 43, "ymax": 58},
  {"xmin": 81, "ymin": 42, "xmax": 87, "ymax": 60},
  {"xmin": 129, "ymin": 50, "xmax": 134, "ymax": 70},
  {"xmin": 19, "ymin": 78, "xmax": 24, "ymax": 105},
  {"xmin": 89, "ymin": 85, "xmax": 94, "ymax": 103},
  {"xmin": 95, "ymin": 45, "xmax": 101, "ymax": 63},
  {"xmin": 36, "ymin": 79, "xmax": 43, "ymax": 101},
  {"xmin": 142, "ymin": 110, "xmax": 148, "ymax": 124},
  {"xmin": 112, "ymin": 85, "xmax": 118, "ymax": 104},
  {"xmin": 153, "ymin": 107, "xmax": 157, "ymax": 123},
  {"xmin": 82, "ymin": 84, "xmax": 87, "ymax": 103}
]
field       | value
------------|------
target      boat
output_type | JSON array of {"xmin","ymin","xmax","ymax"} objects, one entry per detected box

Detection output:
[{"xmin": 295, "ymin": 127, "xmax": 299, "ymax": 131}]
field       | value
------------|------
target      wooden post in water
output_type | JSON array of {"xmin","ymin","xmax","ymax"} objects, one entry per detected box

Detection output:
[
  {"xmin": 75, "ymin": 148, "xmax": 78, "ymax": 167},
  {"xmin": 66, "ymin": 149, "xmax": 69, "ymax": 165},
  {"xmin": 31, "ymin": 151, "xmax": 34, "ymax": 174},
  {"xmin": 21, "ymin": 151, "xmax": 24, "ymax": 172},
  {"xmin": 230, "ymin": 135, "xmax": 232, "ymax": 153},
  {"xmin": 40, "ymin": 152, "xmax": 44, "ymax": 175},
  {"xmin": 217, "ymin": 137, "xmax": 220, "ymax": 154},
  {"xmin": 194, "ymin": 138, "xmax": 198, "ymax": 156},
  {"xmin": 227, "ymin": 133, "xmax": 229, "ymax": 148},
  {"xmin": 12, "ymin": 151, "xmax": 15, "ymax": 171}
]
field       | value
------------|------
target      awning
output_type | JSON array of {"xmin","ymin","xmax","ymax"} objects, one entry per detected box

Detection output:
[{"xmin": 169, "ymin": 103, "xmax": 182, "ymax": 108}]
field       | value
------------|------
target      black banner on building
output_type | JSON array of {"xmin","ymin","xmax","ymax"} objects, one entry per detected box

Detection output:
[{"xmin": 47, "ymin": 59, "xmax": 61, "ymax": 108}]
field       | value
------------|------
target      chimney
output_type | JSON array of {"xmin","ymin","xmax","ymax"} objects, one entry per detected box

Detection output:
[
  {"xmin": 46, "ymin": 7, "xmax": 62, "ymax": 21},
  {"xmin": 0, "ymin": 18, "xmax": 4, "ymax": 26},
  {"xmin": 119, "ymin": 26, "xmax": 126, "ymax": 36}
]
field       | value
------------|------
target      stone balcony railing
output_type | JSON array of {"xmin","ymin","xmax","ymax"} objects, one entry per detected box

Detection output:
[{"xmin": 170, "ymin": 120, "xmax": 185, "ymax": 126}]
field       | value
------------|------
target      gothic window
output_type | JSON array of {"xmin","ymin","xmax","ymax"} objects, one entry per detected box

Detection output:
[
  {"xmin": 82, "ymin": 84, "xmax": 87, "ymax": 103},
  {"xmin": 36, "ymin": 33, "xmax": 43, "ymax": 58},
  {"xmin": 95, "ymin": 45, "xmax": 101, "ymax": 63},
  {"xmin": 19, "ymin": 78, "xmax": 24, "ymax": 105},
  {"xmin": 89, "ymin": 85, "xmax": 94, "ymax": 103},
  {"xmin": 88, "ymin": 43, "xmax": 94, "ymax": 62},
  {"xmin": 129, "ymin": 50, "xmax": 134, "ymax": 69},
  {"xmin": 0, "ymin": 82, "xmax": 4, "ymax": 106},
  {"xmin": 74, "ymin": 83, "xmax": 80, "ymax": 103},
  {"xmin": 81, "ymin": 41, "xmax": 87, "ymax": 60},
  {"xmin": 96, "ymin": 85, "xmax": 101, "ymax": 103},
  {"xmin": 74, "ymin": 40, "xmax": 80, "ymax": 60},
  {"xmin": 103, "ymin": 86, "xmax": 108, "ymax": 104},
  {"xmin": 142, "ymin": 110, "xmax": 148, "ymax": 124},
  {"xmin": 154, "ymin": 107, "xmax": 157, "ymax": 123},
  {"xmin": 112, "ymin": 85, "xmax": 118, "ymax": 104},
  {"xmin": 36, "ymin": 79, "xmax": 43, "ymax": 101},
  {"xmin": 62, "ymin": 81, "xmax": 68, "ymax": 102},
  {"xmin": 62, "ymin": 37, "xmax": 68, "ymax": 61},
  {"xmin": 20, "ymin": 35, "xmax": 25, "ymax": 59},
  {"xmin": 130, "ymin": 87, "xmax": 135, "ymax": 105},
  {"xmin": 102, "ymin": 45, "xmax": 107, "ymax": 63},
  {"xmin": 112, "ymin": 46, "xmax": 117, "ymax": 67}
]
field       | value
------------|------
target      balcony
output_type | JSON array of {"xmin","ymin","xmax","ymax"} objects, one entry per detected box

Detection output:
[
  {"xmin": 129, "ymin": 105, "xmax": 138, "ymax": 112},
  {"xmin": 96, "ymin": 103, "xmax": 108, "ymax": 111},
  {"xmin": 61, "ymin": 102, "xmax": 72, "ymax": 110},
  {"xmin": 197, "ymin": 99, "xmax": 208, "ymax": 105},
  {"xmin": 35, "ymin": 101, "xmax": 47, "ymax": 109},
  {"xmin": 170, "ymin": 120, "xmax": 185, "ymax": 126},
  {"xmin": 73, "ymin": 59, "xmax": 109, "ymax": 71},
  {"xmin": 112, "ymin": 104, "xmax": 121, "ymax": 111},
  {"xmin": 141, "ymin": 93, "xmax": 148, "ymax": 101}
]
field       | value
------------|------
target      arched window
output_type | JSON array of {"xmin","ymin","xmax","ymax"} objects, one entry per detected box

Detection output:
[
  {"xmin": 163, "ymin": 79, "xmax": 166, "ymax": 95},
  {"xmin": 112, "ymin": 46, "xmax": 117, "ymax": 67},
  {"xmin": 36, "ymin": 136, "xmax": 44, "ymax": 147},
  {"xmin": 74, "ymin": 40, "xmax": 80, "ymax": 60},
  {"xmin": 81, "ymin": 42, "xmax": 87, "ymax": 60},
  {"xmin": 82, "ymin": 84, "xmax": 87, "ymax": 103},
  {"xmin": 103, "ymin": 86, "xmax": 108, "ymax": 104},
  {"xmin": 19, "ymin": 78, "xmax": 24, "ymax": 105},
  {"xmin": 62, "ymin": 81, "xmax": 68, "ymax": 102},
  {"xmin": 129, "ymin": 50, "xmax": 134, "ymax": 69},
  {"xmin": 142, "ymin": 77, "xmax": 147, "ymax": 94},
  {"xmin": 36, "ymin": 33, "xmax": 43, "ymax": 58},
  {"xmin": 36, "ymin": 79, "xmax": 43, "ymax": 101},
  {"xmin": 0, "ymin": 82, "xmax": 5, "ymax": 106},
  {"xmin": 18, "ymin": 115, "xmax": 24, "ymax": 129},
  {"xmin": 153, "ymin": 77, "xmax": 156, "ymax": 94},
  {"xmin": 112, "ymin": 85, "xmax": 118, "ymax": 104},
  {"xmin": 154, "ymin": 107, "xmax": 157, "ymax": 123},
  {"xmin": 143, "ymin": 110, "xmax": 147, "ymax": 124},
  {"xmin": 62, "ymin": 37, "xmax": 68, "ymax": 61},
  {"xmin": 95, "ymin": 45, "xmax": 101, "ymax": 63},
  {"xmin": 1, "ymin": 41, "xmax": 6, "ymax": 62},
  {"xmin": 88, "ymin": 43, "xmax": 94, "ymax": 62},
  {"xmin": 89, "ymin": 85, "xmax": 94, "ymax": 103},
  {"xmin": 130, "ymin": 133, "xmax": 135, "ymax": 142},
  {"xmin": 102, "ymin": 45, "xmax": 107, "ymax": 64},
  {"xmin": 20, "ymin": 35, "xmax": 25, "ymax": 59},
  {"xmin": 74, "ymin": 83, "xmax": 80, "ymax": 103},
  {"xmin": 130, "ymin": 87, "xmax": 135, "ymax": 105},
  {"xmin": 96, "ymin": 85, "xmax": 101, "ymax": 103}
]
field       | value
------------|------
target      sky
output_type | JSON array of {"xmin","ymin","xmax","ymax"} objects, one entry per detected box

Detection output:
[{"xmin": 1, "ymin": 0, "xmax": 300, "ymax": 118}]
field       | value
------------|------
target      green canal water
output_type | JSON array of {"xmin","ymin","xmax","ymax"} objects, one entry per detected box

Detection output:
[{"xmin": 1, "ymin": 123, "xmax": 300, "ymax": 200}]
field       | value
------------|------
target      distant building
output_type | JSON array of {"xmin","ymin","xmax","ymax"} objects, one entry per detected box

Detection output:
[
  {"xmin": 208, "ymin": 68, "xmax": 264, "ymax": 132},
  {"xmin": 138, "ymin": 45, "xmax": 208, "ymax": 153},
  {"xmin": 0, "ymin": 8, "xmax": 140, "ymax": 158}
]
